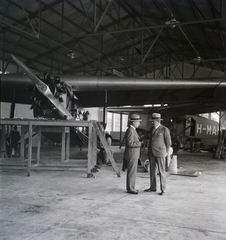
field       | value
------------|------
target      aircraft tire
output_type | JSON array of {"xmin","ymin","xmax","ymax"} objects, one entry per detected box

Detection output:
[{"xmin": 172, "ymin": 138, "xmax": 180, "ymax": 153}]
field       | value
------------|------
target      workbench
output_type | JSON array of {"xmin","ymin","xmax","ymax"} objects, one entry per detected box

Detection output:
[{"xmin": 0, "ymin": 118, "xmax": 96, "ymax": 177}]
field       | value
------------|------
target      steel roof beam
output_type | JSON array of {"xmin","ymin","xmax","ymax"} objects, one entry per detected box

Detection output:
[{"xmin": 72, "ymin": 17, "xmax": 226, "ymax": 38}]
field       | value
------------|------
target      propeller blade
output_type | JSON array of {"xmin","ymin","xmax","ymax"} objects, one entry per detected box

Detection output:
[
  {"xmin": 65, "ymin": 83, "xmax": 78, "ymax": 100},
  {"xmin": 11, "ymin": 54, "xmax": 73, "ymax": 119}
]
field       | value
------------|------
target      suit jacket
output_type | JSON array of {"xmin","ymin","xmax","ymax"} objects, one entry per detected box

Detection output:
[
  {"xmin": 122, "ymin": 126, "xmax": 141, "ymax": 171},
  {"xmin": 148, "ymin": 124, "xmax": 171, "ymax": 158}
]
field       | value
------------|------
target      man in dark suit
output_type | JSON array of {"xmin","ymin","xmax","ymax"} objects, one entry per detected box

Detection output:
[
  {"xmin": 123, "ymin": 113, "xmax": 142, "ymax": 194},
  {"xmin": 144, "ymin": 113, "xmax": 171, "ymax": 195}
]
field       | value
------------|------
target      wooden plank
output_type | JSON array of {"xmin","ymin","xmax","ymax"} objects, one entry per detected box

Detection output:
[
  {"xmin": 20, "ymin": 126, "xmax": 25, "ymax": 160},
  {"xmin": 92, "ymin": 125, "xmax": 97, "ymax": 168},
  {"xmin": 214, "ymin": 130, "xmax": 226, "ymax": 159},
  {"xmin": 39, "ymin": 126, "xmax": 70, "ymax": 133},
  {"xmin": 93, "ymin": 121, "xmax": 120, "ymax": 177},
  {"xmin": 66, "ymin": 128, "xmax": 70, "ymax": 161},
  {"xmin": 61, "ymin": 128, "xmax": 66, "ymax": 162},
  {"xmin": 27, "ymin": 122, "xmax": 32, "ymax": 176},
  {"xmin": 37, "ymin": 127, "xmax": 41, "ymax": 166},
  {"xmin": 87, "ymin": 122, "xmax": 94, "ymax": 177},
  {"xmin": 0, "ymin": 124, "xmax": 6, "ymax": 158},
  {"xmin": 171, "ymin": 171, "xmax": 202, "ymax": 177},
  {"xmin": 219, "ymin": 130, "xmax": 226, "ymax": 159},
  {"xmin": 0, "ymin": 160, "xmax": 28, "ymax": 166},
  {"xmin": 0, "ymin": 118, "xmax": 90, "ymax": 127}
]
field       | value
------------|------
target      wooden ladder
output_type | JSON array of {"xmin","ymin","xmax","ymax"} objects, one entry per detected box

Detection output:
[
  {"xmin": 92, "ymin": 121, "xmax": 120, "ymax": 177},
  {"xmin": 214, "ymin": 129, "xmax": 226, "ymax": 159},
  {"xmin": 72, "ymin": 127, "xmax": 89, "ymax": 147}
]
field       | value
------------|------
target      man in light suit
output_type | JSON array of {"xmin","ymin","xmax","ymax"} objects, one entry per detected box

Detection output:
[
  {"xmin": 144, "ymin": 113, "xmax": 171, "ymax": 195},
  {"xmin": 123, "ymin": 113, "xmax": 142, "ymax": 194}
]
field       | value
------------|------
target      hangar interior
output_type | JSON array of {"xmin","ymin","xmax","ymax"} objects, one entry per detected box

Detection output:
[
  {"xmin": 1, "ymin": 0, "xmax": 226, "ymax": 114},
  {"xmin": 1, "ymin": 0, "xmax": 226, "ymax": 158},
  {"xmin": 1, "ymin": 0, "xmax": 226, "ymax": 140},
  {"xmin": 1, "ymin": 0, "xmax": 225, "ymax": 77},
  {"xmin": 0, "ymin": 1, "xmax": 226, "ymax": 239}
]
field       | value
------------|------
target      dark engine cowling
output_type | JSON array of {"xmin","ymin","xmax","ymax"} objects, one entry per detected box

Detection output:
[
  {"xmin": 31, "ymin": 75, "xmax": 67, "ymax": 119},
  {"xmin": 30, "ymin": 75, "xmax": 84, "ymax": 146}
]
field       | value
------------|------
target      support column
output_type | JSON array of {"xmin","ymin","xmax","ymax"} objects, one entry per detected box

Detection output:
[
  {"xmin": 37, "ymin": 127, "xmax": 41, "ymax": 166},
  {"xmin": 87, "ymin": 122, "xmax": 95, "ymax": 177},
  {"xmin": 65, "ymin": 127, "xmax": 70, "ymax": 161},
  {"xmin": 20, "ymin": 126, "xmax": 25, "ymax": 160},
  {"xmin": 27, "ymin": 121, "xmax": 32, "ymax": 176},
  {"xmin": 61, "ymin": 127, "xmax": 66, "ymax": 162},
  {"xmin": 0, "ymin": 125, "xmax": 6, "ymax": 158}
]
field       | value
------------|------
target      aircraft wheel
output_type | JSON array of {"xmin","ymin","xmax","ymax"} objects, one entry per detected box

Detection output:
[
  {"xmin": 143, "ymin": 159, "xmax": 150, "ymax": 172},
  {"xmin": 172, "ymin": 138, "xmax": 180, "ymax": 153}
]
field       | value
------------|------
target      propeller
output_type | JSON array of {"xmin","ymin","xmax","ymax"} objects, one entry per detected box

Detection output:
[{"xmin": 11, "ymin": 54, "xmax": 73, "ymax": 120}]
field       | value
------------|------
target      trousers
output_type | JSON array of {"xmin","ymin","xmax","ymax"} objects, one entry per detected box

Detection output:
[
  {"xmin": 126, "ymin": 158, "xmax": 138, "ymax": 192},
  {"xmin": 149, "ymin": 152, "xmax": 166, "ymax": 191}
]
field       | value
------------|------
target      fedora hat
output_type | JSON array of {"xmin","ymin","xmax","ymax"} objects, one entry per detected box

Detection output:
[
  {"xmin": 129, "ymin": 113, "xmax": 142, "ymax": 122},
  {"xmin": 149, "ymin": 113, "xmax": 163, "ymax": 121}
]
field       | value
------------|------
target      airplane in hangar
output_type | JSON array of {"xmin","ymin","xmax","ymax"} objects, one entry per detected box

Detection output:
[
  {"xmin": 108, "ymin": 106, "xmax": 226, "ymax": 153},
  {"xmin": 0, "ymin": 54, "xmax": 226, "ymax": 153}
]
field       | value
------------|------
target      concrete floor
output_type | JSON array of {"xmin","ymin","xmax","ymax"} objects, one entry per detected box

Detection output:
[{"xmin": 1, "ymin": 146, "xmax": 226, "ymax": 240}]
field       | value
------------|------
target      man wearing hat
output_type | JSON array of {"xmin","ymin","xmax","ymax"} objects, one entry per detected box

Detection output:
[
  {"xmin": 144, "ymin": 113, "xmax": 171, "ymax": 195},
  {"xmin": 123, "ymin": 113, "xmax": 142, "ymax": 194}
]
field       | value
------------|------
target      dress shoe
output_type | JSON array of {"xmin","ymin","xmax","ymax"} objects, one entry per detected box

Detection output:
[
  {"xmin": 159, "ymin": 191, "xmax": 165, "ymax": 195},
  {"xmin": 144, "ymin": 188, "xmax": 156, "ymax": 192},
  {"xmin": 128, "ymin": 190, "xmax": 138, "ymax": 194}
]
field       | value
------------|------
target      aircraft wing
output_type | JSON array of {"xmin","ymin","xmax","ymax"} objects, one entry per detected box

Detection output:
[
  {"xmin": 1, "ymin": 55, "xmax": 226, "ymax": 117},
  {"xmin": 73, "ymin": 86, "xmax": 226, "ymax": 116}
]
